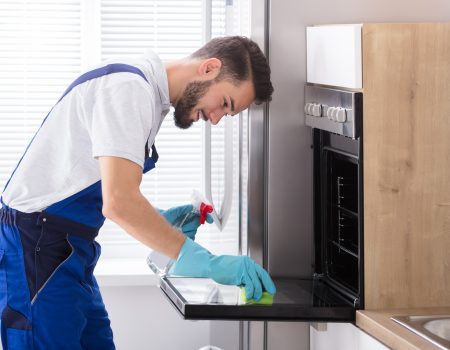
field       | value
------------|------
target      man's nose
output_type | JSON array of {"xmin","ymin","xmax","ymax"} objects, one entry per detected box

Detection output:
[{"xmin": 209, "ymin": 111, "xmax": 225, "ymax": 125}]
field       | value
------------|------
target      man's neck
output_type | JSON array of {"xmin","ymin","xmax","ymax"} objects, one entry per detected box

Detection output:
[{"xmin": 165, "ymin": 59, "xmax": 200, "ymax": 105}]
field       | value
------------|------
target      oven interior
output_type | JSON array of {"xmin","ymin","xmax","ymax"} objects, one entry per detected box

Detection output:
[{"xmin": 314, "ymin": 129, "xmax": 364, "ymax": 308}]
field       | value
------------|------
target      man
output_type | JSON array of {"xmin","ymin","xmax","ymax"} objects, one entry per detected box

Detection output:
[{"xmin": 0, "ymin": 36, "xmax": 275, "ymax": 349}]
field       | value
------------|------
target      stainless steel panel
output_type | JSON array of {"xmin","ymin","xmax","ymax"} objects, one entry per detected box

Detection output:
[
  {"xmin": 267, "ymin": 0, "xmax": 314, "ymax": 279},
  {"xmin": 305, "ymin": 116, "xmax": 346, "ymax": 136},
  {"xmin": 249, "ymin": 0, "xmax": 313, "ymax": 348},
  {"xmin": 267, "ymin": 323, "xmax": 310, "ymax": 350},
  {"xmin": 247, "ymin": 0, "xmax": 268, "ymax": 268},
  {"xmin": 247, "ymin": 102, "xmax": 266, "ymax": 268},
  {"xmin": 246, "ymin": 1, "xmax": 269, "ymax": 349},
  {"xmin": 210, "ymin": 321, "xmax": 240, "ymax": 350},
  {"xmin": 304, "ymin": 85, "xmax": 362, "ymax": 139},
  {"xmin": 248, "ymin": 322, "xmax": 265, "ymax": 350}
]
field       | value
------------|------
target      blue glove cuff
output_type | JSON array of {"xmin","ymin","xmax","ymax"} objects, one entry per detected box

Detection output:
[{"xmin": 171, "ymin": 238, "xmax": 212, "ymax": 277}]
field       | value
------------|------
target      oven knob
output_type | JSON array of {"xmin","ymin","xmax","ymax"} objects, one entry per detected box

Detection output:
[
  {"xmin": 305, "ymin": 103, "xmax": 314, "ymax": 116},
  {"xmin": 327, "ymin": 107, "xmax": 333, "ymax": 119},
  {"xmin": 304, "ymin": 103, "xmax": 311, "ymax": 115},
  {"xmin": 312, "ymin": 103, "xmax": 322, "ymax": 117},
  {"xmin": 333, "ymin": 108, "xmax": 339, "ymax": 121},
  {"xmin": 335, "ymin": 108, "xmax": 347, "ymax": 123},
  {"xmin": 327, "ymin": 107, "xmax": 335, "ymax": 120}
]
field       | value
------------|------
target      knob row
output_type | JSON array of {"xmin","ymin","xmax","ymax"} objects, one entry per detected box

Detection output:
[{"xmin": 304, "ymin": 103, "xmax": 348, "ymax": 123}]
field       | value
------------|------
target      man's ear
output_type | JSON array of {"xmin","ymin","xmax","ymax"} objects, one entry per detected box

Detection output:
[{"xmin": 197, "ymin": 58, "xmax": 222, "ymax": 79}]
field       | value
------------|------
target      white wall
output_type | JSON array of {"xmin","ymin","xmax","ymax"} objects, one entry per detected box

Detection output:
[
  {"xmin": 101, "ymin": 286, "xmax": 211, "ymax": 350},
  {"xmin": 310, "ymin": 323, "xmax": 389, "ymax": 350}
]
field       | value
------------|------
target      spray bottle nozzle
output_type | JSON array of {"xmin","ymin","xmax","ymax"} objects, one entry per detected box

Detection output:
[
  {"xmin": 191, "ymin": 190, "xmax": 214, "ymax": 225},
  {"xmin": 199, "ymin": 203, "xmax": 213, "ymax": 224}
]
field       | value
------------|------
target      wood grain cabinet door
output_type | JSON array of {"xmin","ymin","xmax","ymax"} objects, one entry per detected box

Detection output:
[{"xmin": 362, "ymin": 23, "xmax": 450, "ymax": 309}]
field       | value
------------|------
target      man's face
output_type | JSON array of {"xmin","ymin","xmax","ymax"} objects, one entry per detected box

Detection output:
[{"xmin": 173, "ymin": 78, "xmax": 255, "ymax": 129}]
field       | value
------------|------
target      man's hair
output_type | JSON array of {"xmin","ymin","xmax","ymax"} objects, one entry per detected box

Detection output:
[{"xmin": 190, "ymin": 36, "xmax": 274, "ymax": 105}]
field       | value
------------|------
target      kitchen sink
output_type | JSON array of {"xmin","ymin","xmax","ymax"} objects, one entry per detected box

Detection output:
[{"xmin": 391, "ymin": 315, "xmax": 450, "ymax": 349}]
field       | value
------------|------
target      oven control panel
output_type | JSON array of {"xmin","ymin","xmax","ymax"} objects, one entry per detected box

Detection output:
[
  {"xmin": 304, "ymin": 103, "xmax": 349, "ymax": 123},
  {"xmin": 304, "ymin": 85, "xmax": 363, "ymax": 138}
]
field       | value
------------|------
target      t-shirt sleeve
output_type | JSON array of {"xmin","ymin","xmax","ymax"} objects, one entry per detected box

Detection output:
[{"xmin": 89, "ymin": 79, "xmax": 155, "ymax": 168}]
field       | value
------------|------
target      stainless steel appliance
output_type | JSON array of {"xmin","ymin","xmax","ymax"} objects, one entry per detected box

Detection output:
[{"xmin": 306, "ymin": 84, "xmax": 364, "ymax": 309}]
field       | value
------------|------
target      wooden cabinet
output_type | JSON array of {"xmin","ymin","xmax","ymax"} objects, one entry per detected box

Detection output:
[{"xmin": 363, "ymin": 23, "xmax": 450, "ymax": 309}]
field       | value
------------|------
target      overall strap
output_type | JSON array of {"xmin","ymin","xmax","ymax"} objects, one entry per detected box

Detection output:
[{"xmin": 57, "ymin": 64, "xmax": 149, "ymax": 103}]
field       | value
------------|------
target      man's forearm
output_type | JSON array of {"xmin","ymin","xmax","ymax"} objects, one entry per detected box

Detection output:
[
  {"xmin": 98, "ymin": 156, "xmax": 185, "ymax": 258},
  {"xmin": 103, "ymin": 191, "xmax": 186, "ymax": 259}
]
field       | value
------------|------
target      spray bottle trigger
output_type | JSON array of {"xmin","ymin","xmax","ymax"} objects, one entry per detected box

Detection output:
[{"xmin": 199, "ymin": 203, "xmax": 213, "ymax": 224}]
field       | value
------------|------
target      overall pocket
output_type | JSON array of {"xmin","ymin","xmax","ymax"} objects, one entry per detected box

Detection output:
[
  {"xmin": 31, "ymin": 234, "xmax": 74, "ymax": 304},
  {"xmin": 66, "ymin": 236, "xmax": 100, "ymax": 295},
  {"xmin": 19, "ymin": 222, "xmax": 74, "ymax": 304}
]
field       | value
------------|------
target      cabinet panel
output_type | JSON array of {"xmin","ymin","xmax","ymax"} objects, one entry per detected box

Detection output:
[
  {"xmin": 363, "ymin": 23, "xmax": 450, "ymax": 309},
  {"xmin": 306, "ymin": 25, "xmax": 362, "ymax": 88}
]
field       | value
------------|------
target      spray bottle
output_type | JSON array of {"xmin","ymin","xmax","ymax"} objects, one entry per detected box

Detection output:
[
  {"xmin": 146, "ymin": 190, "xmax": 214, "ymax": 276},
  {"xmin": 171, "ymin": 190, "xmax": 214, "ymax": 230}
]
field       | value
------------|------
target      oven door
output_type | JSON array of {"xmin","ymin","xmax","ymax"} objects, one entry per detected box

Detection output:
[
  {"xmin": 157, "ymin": 276, "xmax": 355, "ymax": 322},
  {"xmin": 313, "ymin": 129, "xmax": 364, "ymax": 309}
]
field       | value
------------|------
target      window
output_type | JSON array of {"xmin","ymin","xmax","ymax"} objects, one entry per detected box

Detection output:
[
  {"xmin": 0, "ymin": 0, "xmax": 249, "ymax": 261},
  {"xmin": 0, "ymin": 0, "xmax": 82, "ymax": 192}
]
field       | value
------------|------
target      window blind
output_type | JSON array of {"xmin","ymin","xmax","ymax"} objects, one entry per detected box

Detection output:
[
  {"xmin": 0, "ymin": 0, "xmax": 250, "ymax": 260},
  {"xmin": 0, "ymin": 0, "xmax": 82, "ymax": 197}
]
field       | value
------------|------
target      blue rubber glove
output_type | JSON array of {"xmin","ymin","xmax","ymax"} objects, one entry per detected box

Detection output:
[
  {"xmin": 170, "ymin": 238, "xmax": 276, "ymax": 301},
  {"xmin": 159, "ymin": 204, "xmax": 213, "ymax": 240}
]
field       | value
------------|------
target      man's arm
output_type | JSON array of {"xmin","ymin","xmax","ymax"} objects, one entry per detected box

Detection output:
[{"xmin": 99, "ymin": 156, "xmax": 186, "ymax": 259}]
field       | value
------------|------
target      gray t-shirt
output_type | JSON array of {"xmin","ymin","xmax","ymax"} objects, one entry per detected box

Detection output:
[{"xmin": 2, "ymin": 50, "xmax": 170, "ymax": 213}]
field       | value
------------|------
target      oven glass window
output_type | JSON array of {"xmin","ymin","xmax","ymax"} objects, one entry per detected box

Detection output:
[{"xmin": 324, "ymin": 151, "xmax": 359, "ymax": 293}]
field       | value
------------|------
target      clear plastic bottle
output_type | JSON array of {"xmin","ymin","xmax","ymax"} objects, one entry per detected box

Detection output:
[{"xmin": 146, "ymin": 190, "xmax": 213, "ymax": 276}]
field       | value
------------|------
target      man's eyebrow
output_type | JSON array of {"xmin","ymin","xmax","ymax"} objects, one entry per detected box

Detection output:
[{"xmin": 230, "ymin": 97, "xmax": 235, "ymax": 112}]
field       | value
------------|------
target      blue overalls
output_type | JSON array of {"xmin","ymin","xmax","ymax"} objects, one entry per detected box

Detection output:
[{"xmin": 0, "ymin": 64, "xmax": 158, "ymax": 349}]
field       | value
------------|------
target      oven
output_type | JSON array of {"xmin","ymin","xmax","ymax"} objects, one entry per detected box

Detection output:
[{"xmin": 306, "ymin": 84, "xmax": 364, "ymax": 309}]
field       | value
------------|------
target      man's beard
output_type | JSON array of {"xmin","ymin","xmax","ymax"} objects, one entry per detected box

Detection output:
[{"xmin": 173, "ymin": 80, "xmax": 212, "ymax": 129}]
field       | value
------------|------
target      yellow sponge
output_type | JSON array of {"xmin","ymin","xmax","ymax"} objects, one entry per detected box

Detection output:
[{"xmin": 240, "ymin": 288, "xmax": 274, "ymax": 305}]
